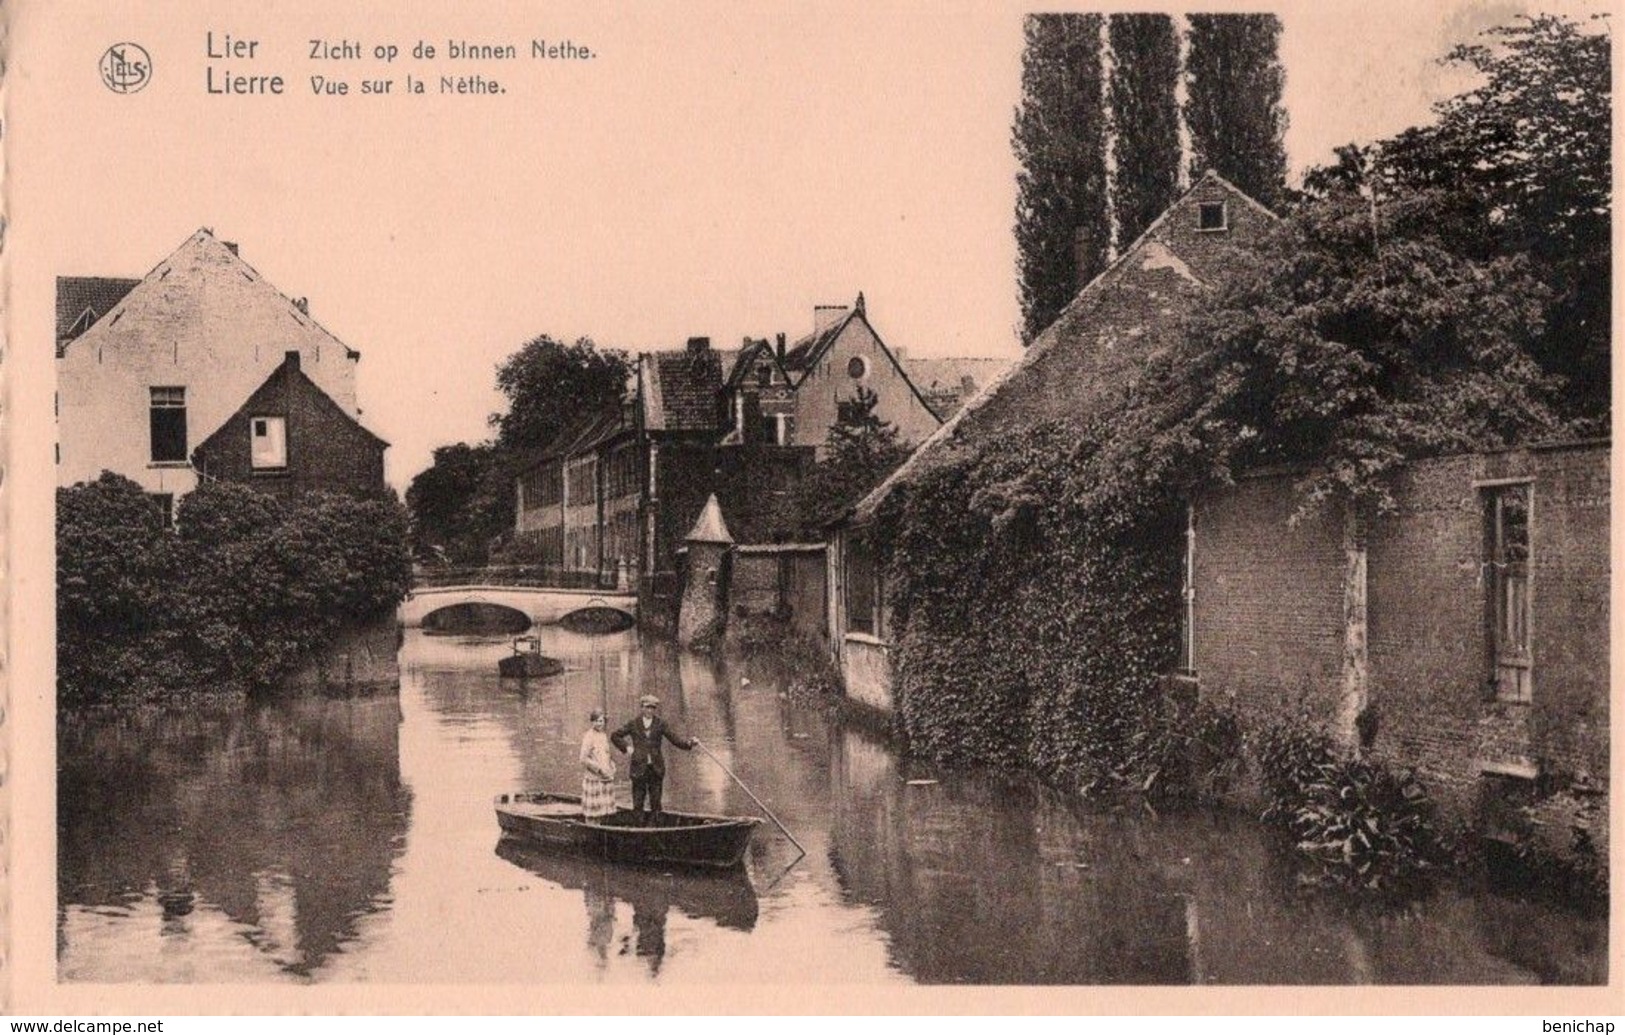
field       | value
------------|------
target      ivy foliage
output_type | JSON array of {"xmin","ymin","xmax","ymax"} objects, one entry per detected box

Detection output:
[
  {"xmin": 880, "ymin": 38, "xmax": 1585, "ymax": 792},
  {"xmin": 1085, "ymin": 188, "xmax": 1564, "ymax": 519},
  {"xmin": 880, "ymin": 421, "xmax": 1183, "ymax": 786},
  {"xmin": 58, "ymin": 475, "xmax": 413, "ymax": 705}
]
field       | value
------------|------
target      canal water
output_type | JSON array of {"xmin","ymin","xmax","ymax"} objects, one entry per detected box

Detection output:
[{"xmin": 58, "ymin": 628, "xmax": 1606, "ymax": 985}]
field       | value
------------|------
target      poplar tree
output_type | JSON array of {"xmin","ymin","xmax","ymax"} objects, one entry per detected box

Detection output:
[
  {"xmin": 1013, "ymin": 13, "xmax": 1108, "ymax": 344},
  {"xmin": 1108, "ymin": 14, "xmax": 1182, "ymax": 247},
  {"xmin": 1184, "ymin": 14, "xmax": 1288, "ymax": 209}
]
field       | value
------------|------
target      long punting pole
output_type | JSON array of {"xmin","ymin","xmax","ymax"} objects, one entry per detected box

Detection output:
[{"xmin": 695, "ymin": 741, "xmax": 806, "ymax": 858}]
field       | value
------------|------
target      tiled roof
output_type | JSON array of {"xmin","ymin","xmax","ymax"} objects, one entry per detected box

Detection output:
[
  {"xmin": 903, "ymin": 356, "xmax": 1014, "ymax": 396},
  {"xmin": 522, "ymin": 407, "xmax": 633, "ymax": 469},
  {"xmin": 60, "ymin": 229, "xmax": 364, "ymax": 364},
  {"xmin": 850, "ymin": 171, "xmax": 1279, "ymax": 524},
  {"xmin": 684, "ymin": 493, "xmax": 734, "ymax": 544},
  {"xmin": 781, "ymin": 315, "xmax": 852, "ymax": 373},
  {"xmin": 643, "ymin": 346, "xmax": 723, "ymax": 432},
  {"xmin": 56, "ymin": 276, "xmax": 140, "ymax": 355}
]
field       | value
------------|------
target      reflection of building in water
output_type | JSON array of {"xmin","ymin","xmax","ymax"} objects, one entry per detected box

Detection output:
[
  {"xmin": 58, "ymin": 695, "xmax": 410, "ymax": 978},
  {"xmin": 826, "ymin": 737, "xmax": 1198, "ymax": 984}
]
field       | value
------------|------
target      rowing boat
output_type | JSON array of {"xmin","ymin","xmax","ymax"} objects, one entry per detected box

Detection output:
[{"xmin": 494, "ymin": 791, "xmax": 761, "ymax": 869}]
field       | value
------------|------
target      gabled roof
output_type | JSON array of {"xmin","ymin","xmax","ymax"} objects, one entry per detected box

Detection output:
[
  {"xmin": 850, "ymin": 171, "xmax": 1279, "ymax": 523},
  {"xmin": 193, "ymin": 351, "xmax": 388, "ymax": 456},
  {"xmin": 56, "ymin": 277, "xmax": 140, "ymax": 355},
  {"xmin": 725, "ymin": 338, "xmax": 794, "ymax": 389},
  {"xmin": 781, "ymin": 315, "xmax": 852, "ymax": 373},
  {"xmin": 641, "ymin": 345, "xmax": 723, "ymax": 433},
  {"xmin": 60, "ymin": 229, "xmax": 363, "ymax": 363},
  {"xmin": 772, "ymin": 293, "xmax": 950, "ymax": 423}
]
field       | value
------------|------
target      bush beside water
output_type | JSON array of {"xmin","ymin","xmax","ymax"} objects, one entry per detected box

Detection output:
[{"xmin": 58, "ymin": 474, "xmax": 413, "ymax": 705}]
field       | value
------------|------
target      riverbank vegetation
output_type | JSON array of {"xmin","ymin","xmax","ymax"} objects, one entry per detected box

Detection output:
[
  {"xmin": 58, "ymin": 474, "xmax": 412, "ymax": 705},
  {"xmin": 875, "ymin": 14, "xmax": 1607, "ymax": 896}
]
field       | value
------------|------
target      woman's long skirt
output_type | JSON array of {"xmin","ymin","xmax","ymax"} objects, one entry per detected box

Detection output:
[{"xmin": 582, "ymin": 775, "xmax": 617, "ymax": 818}]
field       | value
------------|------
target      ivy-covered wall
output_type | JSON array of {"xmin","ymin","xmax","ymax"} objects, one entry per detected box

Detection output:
[{"xmin": 878, "ymin": 421, "xmax": 1184, "ymax": 788}]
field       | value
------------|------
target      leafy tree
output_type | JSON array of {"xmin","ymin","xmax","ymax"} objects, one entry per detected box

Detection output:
[
  {"xmin": 1013, "ymin": 13, "xmax": 1109, "ymax": 344},
  {"xmin": 1087, "ymin": 188, "xmax": 1561, "ymax": 517},
  {"xmin": 1184, "ymin": 14, "xmax": 1288, "ymax": 209},
  {"xmin": 1305, "ymin": 14, "xmax": 1610, "ymax": 424},
  {"xmin": 405, "ymin": 442, "xmax": 501, "ymax": 562},
  {"xmin": 490, "ymin": 335, "xmax": 631, "ymax": 453},
  {"xmin": 768, "ymin": 386, "xmax": 912, "ymax": 540},
  {"xmin": 1108, "ymin": 14, "xmax": 1181, "ymax": 247}
]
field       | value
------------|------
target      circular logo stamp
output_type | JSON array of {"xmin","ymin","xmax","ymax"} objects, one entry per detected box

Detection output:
[{"xmin": 99, "ymin": 43, "xmax": 152, "ymax": 94}]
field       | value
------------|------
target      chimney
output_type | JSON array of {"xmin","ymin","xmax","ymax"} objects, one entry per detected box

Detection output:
[
  {"xmin": 686, "ymin": 336, "xmax": 710, "ymax": 353},
  {"xmin": 284, "ymin": 350, "xmax": 301, "ymax": 372},
  {"xmin": 775, "ymin": 332, "xmax": 786, "ymax": 361},
  {"xmin": 293, "ymin": 297, "xmax": 309, "ymax": 315},
  {"xmin": 814, "ymin": 305, "xmax": 849, "ymax": 334}
]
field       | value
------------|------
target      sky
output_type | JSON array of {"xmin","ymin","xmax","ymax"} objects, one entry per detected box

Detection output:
[{"xmin": 11, "ymin": 0, "xmax": 1609, "ymax": 491}]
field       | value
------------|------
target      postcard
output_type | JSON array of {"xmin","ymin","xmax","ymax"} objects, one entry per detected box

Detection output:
[{"xmin": 4, "ymin": 0, "xmax": 1618, "ymax": 1017}]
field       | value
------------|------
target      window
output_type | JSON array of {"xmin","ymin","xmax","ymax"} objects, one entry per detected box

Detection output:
[
  {"xmin": 149, "ymin": 387, "xmax": 187, "ymax": 463},
  {"xmin": 1484, "ymin": 483, "xmax": 1532, "ymax": 702},
  {"xmin": 756, "ymin": 365, "xmax": 773, "ymax": 386},
  {"xmin": 845, "ymin": 533, "xmax": 883, "ymax": 637},
  {"xmin": 1197, "ymin": 201, "xmax": 1227, "ymax": 232},
  {"xmin": 250, "ymin": 416, "xmax": 287, "ymax": 469},
  {"xmin": 758, "ymin": 414, "xmax": 777, "ymax": 444},
  {"xmin": 847, "ymin": 355, "xmax": 868, "ymax": 379},
  {"xmin": 149, "ymin": 493, "xmax": 175, "ymax": 530}
]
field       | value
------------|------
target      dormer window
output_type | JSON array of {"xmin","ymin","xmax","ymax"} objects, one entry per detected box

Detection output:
[{"xmin": 1197, "ymin": 202, "xmax": 1227, "ymax": 233}]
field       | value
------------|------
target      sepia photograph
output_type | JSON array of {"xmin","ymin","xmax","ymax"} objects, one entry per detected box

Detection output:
[{"xmin": 4, "ymin": 0, "xmax": 1616, "ymax": 1014}]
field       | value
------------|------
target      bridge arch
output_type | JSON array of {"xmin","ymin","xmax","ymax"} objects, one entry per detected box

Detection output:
[
  {"xmin": 400, "ymin": 584, "xmax": 638, "ymax": 630},
  {"xmin": 419, "ymin": 601, "xmax": 532, "ymax": 635}
]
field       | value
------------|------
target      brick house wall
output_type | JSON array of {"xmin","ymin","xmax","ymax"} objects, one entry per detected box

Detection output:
[
  {"xmin": 732, "ymin": 544, "xmax": 828, "ymax": 644},
  {"xmin": 646, "ymin": 442, "xmax": 813, "ymax": 576},
  {"xmin": 1192, "ymin": 442, "xmax": 1609, "ymax": 850},
  {"xmin": 191, "ymin": 351, "xmax": 386, "ymax": 499}
]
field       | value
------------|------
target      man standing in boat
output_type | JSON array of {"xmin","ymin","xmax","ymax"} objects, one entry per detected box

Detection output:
[{"xmin": 610, "ymin": 695, "xmax": 700, "ymax": 825}]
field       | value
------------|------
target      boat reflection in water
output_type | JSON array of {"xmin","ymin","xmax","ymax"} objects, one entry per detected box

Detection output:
[{"xmin": 494, "ymin": 838, "xmax": 759, "ymax": 975}]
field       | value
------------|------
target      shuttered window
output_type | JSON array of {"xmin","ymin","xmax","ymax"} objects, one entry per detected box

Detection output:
[
  {"xmin": 1485, "ymin": 483, "xmax": 1532, "ymax": 702},
  {"xmin": 250, "ymin": 416, "xmax": 287, "ymax": 469}
]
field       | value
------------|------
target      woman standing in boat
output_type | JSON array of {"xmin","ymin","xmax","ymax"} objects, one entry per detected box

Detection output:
[{"xmin": 580, "ymin": 710, "xmax": 617, "ymax": 823}]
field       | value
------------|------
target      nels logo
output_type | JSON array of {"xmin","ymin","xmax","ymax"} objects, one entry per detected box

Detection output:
[{"xmin": 99, "ymin": 43, "xmax": 152, "ymax": 94}]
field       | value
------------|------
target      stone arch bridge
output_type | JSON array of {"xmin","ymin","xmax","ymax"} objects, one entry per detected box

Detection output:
[{"xmin": 400, "ymin": 570, "xmax": 637, "ymax": 630}]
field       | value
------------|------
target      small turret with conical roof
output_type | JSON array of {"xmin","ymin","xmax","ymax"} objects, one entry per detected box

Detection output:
[
  {"xmin": 677, "ymin": 494, "xmax": 735, "ymax": 648},
  {"xmin": 685, "ymin": 493, "xmax": 734, "ymax": 545}
]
